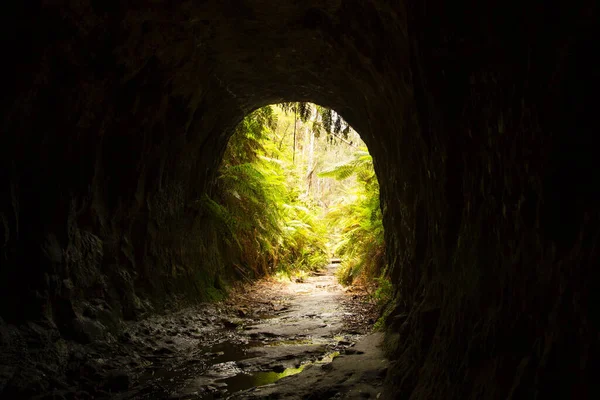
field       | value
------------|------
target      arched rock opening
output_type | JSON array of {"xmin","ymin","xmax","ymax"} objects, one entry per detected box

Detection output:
[{"xmin": 1, "ymin": 1, "xmax": 598, "ymax": 398}]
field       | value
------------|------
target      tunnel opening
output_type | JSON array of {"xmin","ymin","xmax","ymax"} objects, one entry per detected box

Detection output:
[
  {"xmin": 95, "ymin": 102, "xmax": 389, "ymax": 398},
  {"xmin": 209, "ymin": 102, "xmax": 387, "ymax": 297}
]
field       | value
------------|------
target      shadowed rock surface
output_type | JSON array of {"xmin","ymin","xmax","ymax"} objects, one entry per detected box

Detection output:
[{"xmin": 1, "ymin": 1, "xmax": 599, "ymax": 398}]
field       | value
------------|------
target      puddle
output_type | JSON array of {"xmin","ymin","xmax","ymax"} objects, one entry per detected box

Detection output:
[
  {"xmin": 319, "ymin": 351, "xmax": 340, "ymax": 363},
  {"xmin": 215, "ymin": 351, "xmax": 341, "ymax": 395},
  {"xmin": 217, "ymin": 365, "xmax": 307, "ymax": 392},
  {"xmin": 262, "ymin": 338, "xmax": 318, "ymax": 347},
  {"xmin": 134, "ymin": 341, "xmax": 261, "ymax": 394},
  {"xmin": 134, "ymin": 334, "xmax": 351, "ymax": 397},
  {"xmin": 200, "ymin": 341, "xmax": 261, "ymax": 364},
  {"xmin": 116, "ymin": 262, "xmax": 372, "ymax": 399}
]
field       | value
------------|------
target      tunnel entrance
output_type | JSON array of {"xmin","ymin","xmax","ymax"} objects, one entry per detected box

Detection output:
[
  {"xmin": 210, "ymin": 103, "xmax": 387, "ymax": 294},
  {"xmin": 124, "ymin": 102, "xmax": 389, "ymax": 397}
]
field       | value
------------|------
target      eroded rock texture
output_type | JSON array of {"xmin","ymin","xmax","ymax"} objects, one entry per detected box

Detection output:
[{"xmin": 1, "ymin": 0, "xmax": 598, "ymax": 398}]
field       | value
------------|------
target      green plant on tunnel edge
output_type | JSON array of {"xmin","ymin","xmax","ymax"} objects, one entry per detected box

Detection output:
[
  {"xmin": 201, "ymin": 106, "xmax": 329, "ymax": 285},
  {"xmin": 319, "ymin": 148, "xmax": 391, "ymax": 308}
]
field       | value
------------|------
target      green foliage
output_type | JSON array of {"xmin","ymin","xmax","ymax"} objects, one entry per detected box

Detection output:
[
  {"xmin": 319, "ymin": 148, "xmax": 387, "ymax": 288},
  {"xmin": 373, "ymin": 274, "xmax": 393, "ymax": 305},
  {"xmin": 203, "ymin": 106, "xmax": 329, "ymax": 281},
  {"xmin": 280, "ymin": 102, "xmax": 352, "ymax": 145},
  {"xmin": 373, "ymin": 298, "xmax": 394, "ymax": 331},
  {"xmin": 199, "ymin": 102, "xmax": 387, "ymax": 300}
]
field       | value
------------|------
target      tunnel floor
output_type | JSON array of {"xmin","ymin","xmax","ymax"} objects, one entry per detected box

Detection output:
[{"xmin": 36, "ymin": 264, "xmax": 387, "ymax": 399}]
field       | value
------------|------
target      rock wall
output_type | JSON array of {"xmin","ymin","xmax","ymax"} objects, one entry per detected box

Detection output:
[
  {"xmin": 1, "ymin": 0, "xmax": 598, "ymax": 398},
  {"xmin": 383, "ymin": 2, "xmax": 599, "ymax": 398}
]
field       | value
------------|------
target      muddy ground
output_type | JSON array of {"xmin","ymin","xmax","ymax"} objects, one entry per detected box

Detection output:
[{"xmin": 1, "ymin": 264, "xmax": 388, "ymax": 399}]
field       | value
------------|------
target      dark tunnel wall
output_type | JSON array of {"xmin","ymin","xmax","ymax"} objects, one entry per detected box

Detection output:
[{"xmin": 1, "ymin": 0, "xmax": 599, "ymax": 398}]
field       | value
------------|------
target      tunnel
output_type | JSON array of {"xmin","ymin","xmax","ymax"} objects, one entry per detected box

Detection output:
[{"xmin": 1, "ymin": 0, "xmax": 599, "ymax": 398}]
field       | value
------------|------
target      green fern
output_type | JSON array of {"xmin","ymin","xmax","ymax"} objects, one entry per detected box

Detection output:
[
  {"xmin": 202, "ymin": 105, "xmax": 331, "ymax": 279},
  {"xmin": 320, "ymin": 148, "xmax": 387, "ymax": 288}
]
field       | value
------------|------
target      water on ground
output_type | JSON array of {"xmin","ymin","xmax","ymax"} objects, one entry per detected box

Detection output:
[{"xmin": 40, "ymin": 264, "xmax": 386, "ymax": 399}]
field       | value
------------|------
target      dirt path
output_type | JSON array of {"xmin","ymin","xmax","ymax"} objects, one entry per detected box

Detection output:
[
  {"xmin": 217, "ymin": 263, "xmax": 388, "ymax": 399},
  {"xmin": 14, "ymin": 264, "xmax": 387, "ymax": 399}
]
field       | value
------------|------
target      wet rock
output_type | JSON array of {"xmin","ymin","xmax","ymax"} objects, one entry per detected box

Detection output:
[
  {"xmin": 344, "ymin": 349, "xmax": 364, "ymax": 355},
  {"xmin": 272, "ymin": 365, "xmax": 286, "ymax": 373},
  {"xmin": 205, "ymin": 351, "xmax": 225, "ymax": 358},
  {"xmin": 221, "ymin": 319, "xmax": 240, "ymax": 329},
  {"xmin": 321, "ymin": 363, "xmax": 333, "ymax": 371}
]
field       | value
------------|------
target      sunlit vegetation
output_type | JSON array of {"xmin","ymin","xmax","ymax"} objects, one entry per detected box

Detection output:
[
  {"xmin": 205, "ymin": 103, "xmax": 389, "ymax": 297},
  {"xmin": 319, "ymin": 150, "xmax": 386, "ymax": 285}
]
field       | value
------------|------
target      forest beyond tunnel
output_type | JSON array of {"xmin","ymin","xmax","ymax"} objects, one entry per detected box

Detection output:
[{"xmin": 1, "ymin": 1, "xmax": 599, "ymax": 399}]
